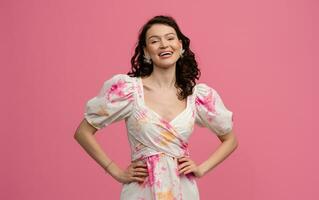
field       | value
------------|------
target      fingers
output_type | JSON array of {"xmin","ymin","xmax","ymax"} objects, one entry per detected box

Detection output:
[
  {"xmin": 178, "ymin": 157, "xmax": 193, "ymax": 169},
  {"xmin": 178, "ymin": 156, "xmax": 195, "ymax": 164},
  {"xmin": 133, "ymin": 162, "xmax": 147, "ymax": 168},
  {"xmin": 131, "ymin": 160, "xmax": 147, "ymax": 168},
  {"xmin": 178, "ymin": 156, "xmax": 191, "ymax": 163},
  {"xmin": 132, "ymin": 176, "xmax": 146, "ymax": 183},
  {"xmin": 179, "ymin": 165, "xmax": 193, "ymax": 175},
  {"xmin": 126, "ymin": 160, "xmax": 149, "ymax": 183},
  {"xmin": 131, "ymin": 161, "xmax": 147, "ymax": 170},
  {"xmin": 134, "ymin": 167, "xmax": 148, "ymax": 172},
  {"xmin": 178, "ymin": 160, "xmax": 191, "ymax": 170},
  {"xmin": 130, "ymin": 170, "xmax": 148, "ymax": 183},
  {"xmin": 132, "ymin": 171, "xmax": 148, "ymax": 177},
  {"xmin": 130, "ymin": 161, "xmax": 148, "ymax": 175},
  {"xmin": 178, "ymin": 156, "xmax": 196, "ymax": 175},
  {"xmin": 133, "ymin": 166, "xmax": 148, "ymax": 174},
  {"xmin": 183, "ymin": 168, "xmax": 195, "ymax": 175}
]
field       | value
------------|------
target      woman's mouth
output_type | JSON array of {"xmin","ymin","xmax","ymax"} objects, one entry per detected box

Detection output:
[{"xmin": 158, "ymin": 51, "xmax": 173, "ymax": 58}]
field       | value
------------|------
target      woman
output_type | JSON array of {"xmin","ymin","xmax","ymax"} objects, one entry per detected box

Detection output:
[{"xmin": 74, "ymin": 15, "xmax": 238, "ymax": 200}]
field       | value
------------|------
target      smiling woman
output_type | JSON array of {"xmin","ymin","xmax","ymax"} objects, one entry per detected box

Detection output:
[
  {"xmin": 74, "ymin": 15, "xmax": 238, "ymax": 200},
  {"xmin": 129, "ymin": 15, "xmax": 199, "ymax": 100},
  {"xmin": 144, "ymin": 25, "xmax": 183, "ymax": 68}
]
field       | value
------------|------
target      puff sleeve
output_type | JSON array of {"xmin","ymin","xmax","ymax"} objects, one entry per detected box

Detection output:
[
  {"xmin": 195, "ymin": 83, "xmax": 234, "ymax": 135},
  {"xmin": 84, "ymin": 74, "xmax": 135, "ymax": 130}
]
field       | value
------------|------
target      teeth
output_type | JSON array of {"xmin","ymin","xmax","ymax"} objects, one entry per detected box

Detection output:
[{"xmin": 159, "ymin": 52, "xmax": 172, "ymax": 56}]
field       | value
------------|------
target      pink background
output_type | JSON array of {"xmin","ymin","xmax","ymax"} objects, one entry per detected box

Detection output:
[{"xmin": 1, "ymin": 0, "xmax": 318, "ymax": 199}]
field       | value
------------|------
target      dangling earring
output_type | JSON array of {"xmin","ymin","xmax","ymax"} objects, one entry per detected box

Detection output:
[
  {"xmin": 180, "ymin": 48, "xmax": 185, "ymax": 58},
  {"xmin": 143, "ymin": 54, "xmax": 152, "ymax": 64}
]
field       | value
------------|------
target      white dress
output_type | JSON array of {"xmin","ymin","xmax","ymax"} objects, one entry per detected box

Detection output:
[{"xmin": 84, "ymin": 74, "xmax": 234, "ymax": 200}]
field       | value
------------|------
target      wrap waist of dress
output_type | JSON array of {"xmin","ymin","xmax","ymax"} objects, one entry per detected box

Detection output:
[
  {"xmin": 131, "ymin": 142, "xmax": 190, "ymax": 161},
  {"xmin": 128, "ymin": 116, "xmax": 192, "ymax": 161}
]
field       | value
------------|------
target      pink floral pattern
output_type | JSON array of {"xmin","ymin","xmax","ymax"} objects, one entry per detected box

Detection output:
[
  {"xmin": 107, "ymin": 79, "xmax": 127, "ymax": 102},
  {"xmin": 195, "ymin": 88, "xmax": 215, "ymax": 113},
  {"xmin": 84, "ymin": 74, "xmax": 233, "ymax": 200}
]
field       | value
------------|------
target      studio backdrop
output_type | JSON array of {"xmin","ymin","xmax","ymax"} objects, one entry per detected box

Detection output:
[{"xmin": 1, "ymin": 0, "xmax": 317, "ymax": 200}]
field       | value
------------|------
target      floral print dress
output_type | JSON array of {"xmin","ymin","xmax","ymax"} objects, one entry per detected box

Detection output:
[{"xmin": 84, "ymin": 74, "xmax": 234, "ymax": 200}]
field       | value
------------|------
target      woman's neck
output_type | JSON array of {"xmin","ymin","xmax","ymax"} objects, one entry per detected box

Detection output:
[{"xmin": 148, "ymin": 65, "xmax": 176, "ymax": 89}]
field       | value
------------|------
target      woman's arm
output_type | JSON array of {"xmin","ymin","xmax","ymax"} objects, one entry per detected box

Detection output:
[
  {"xmin": 178, "ymin": 130, "xmax": 238, "ymax": 177},
  {"xmin": 198, "ymin": 130, "xmax": 238, "ymax": 176},
  {"xmin": 74, "ymin": 119, "xmax": 148, "ymax": 183}
]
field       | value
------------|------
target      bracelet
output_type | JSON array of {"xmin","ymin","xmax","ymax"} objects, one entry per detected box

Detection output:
[{"xmin": 104, "ymin": 160, "xmax": 113, "ymax": 172}]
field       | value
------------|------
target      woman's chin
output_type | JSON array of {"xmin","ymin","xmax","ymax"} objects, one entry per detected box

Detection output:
[
  {"xmin": 153, "ymin": 60, "xmax": 178, "ymax": 69},
  {"xmin": 154, "ymin": 63, "xmax": 176, "ymax": 69}
]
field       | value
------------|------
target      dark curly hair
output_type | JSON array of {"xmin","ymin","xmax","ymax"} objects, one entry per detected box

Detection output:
[{"xmin": 128, "ymin": 15, "xmax": 200, "ymax": 100}]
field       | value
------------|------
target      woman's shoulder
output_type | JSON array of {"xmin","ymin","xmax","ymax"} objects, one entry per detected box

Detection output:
[
  {"xmin": 101, "ymin": 73, "xmax": 138, "ymax": 87},
  {"xmin": 194, "ymin": 82, "xmax": 217, "ymax": 96},
  {"xmin": 98, "ymin": 73, "xmax": 138, "ymax": 97},
  {"xmin": 106, "ymin": 73, "xmax": 136, "ymax": 82}
]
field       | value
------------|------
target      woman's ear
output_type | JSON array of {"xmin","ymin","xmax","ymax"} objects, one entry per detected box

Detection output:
[
  {"xmin": 179, "ymin": 39, "xmax": 183, "ymax": 49},
  {"xmin": 143, "ymin": 48, "xmax": 149, "ymax": 57}
]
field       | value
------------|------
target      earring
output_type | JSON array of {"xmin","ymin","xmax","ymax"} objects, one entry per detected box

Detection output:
[
  {"xmin": 143, "ymin": 54, "xmax": 152, "ymax": 64},
  {"xmin": 180, "ymin": 48, "xmax": 185, "ymax": 58}
]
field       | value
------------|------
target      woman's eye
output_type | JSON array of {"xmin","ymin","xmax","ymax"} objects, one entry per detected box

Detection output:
[
  {"xmin": 151, "ymin": 41, "xmax": 158, "ymax": 44},
  {"xmin": 168, "ymin": 38, "xmax": 175, "ymax": 40}
]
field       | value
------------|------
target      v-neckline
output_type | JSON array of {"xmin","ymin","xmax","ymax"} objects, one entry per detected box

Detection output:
[{"xmin": 138, "ymin": 77, "xmax": 189, "ymax": 124}]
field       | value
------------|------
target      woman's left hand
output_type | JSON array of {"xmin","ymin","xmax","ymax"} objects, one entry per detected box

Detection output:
[{"xmin": 177, "ymin": 156, "xmax": 204, "ymax": 178}]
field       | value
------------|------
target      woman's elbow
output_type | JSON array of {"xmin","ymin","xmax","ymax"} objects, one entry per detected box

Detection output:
[
  {"xmin": 74, "ymin": 129, "xmax": 82, "ymax": 140},
  {"xmin": 233, "ymin": 137, "xmax": 239, "ymax": 149},
  {"xmin": 218, "ymin": 131, "xmax": 238, "ymax": 150},
  {"xmin": 73, "ymin": 119, "xmax": 97, "ymax": 140}
]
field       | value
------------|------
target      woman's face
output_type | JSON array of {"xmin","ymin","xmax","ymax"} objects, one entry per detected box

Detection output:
[{"xmin": 144, "ymin": 24, "xmax": 183, "ymax": 69}]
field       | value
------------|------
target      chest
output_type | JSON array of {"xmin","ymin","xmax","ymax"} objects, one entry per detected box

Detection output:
[{"xmin": 143, "ymin": 87, "xmax": 187, "ymax": 122}]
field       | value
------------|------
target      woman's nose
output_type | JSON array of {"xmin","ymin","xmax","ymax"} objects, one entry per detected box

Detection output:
[{"xmin": 159, "ymin": 39, "xmax": 169, "ymax": 48}]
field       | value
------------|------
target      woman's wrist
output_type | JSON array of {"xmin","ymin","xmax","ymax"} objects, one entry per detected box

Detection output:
[
  {"xmin": 104, "ymin": 162, "xmax": 124, "ymax": 182},
  {"xmin": 103, "ymin": 160, "xmax": 113, "ymax": 171},
  {"xmin": 198, "ymin": 162, "xmax": 212, "ymax": 177}
]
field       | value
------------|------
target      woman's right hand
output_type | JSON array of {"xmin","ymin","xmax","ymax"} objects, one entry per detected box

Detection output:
[{"xmin": 111, "ymin": 160, "xmax": 149, "ymax": 184}]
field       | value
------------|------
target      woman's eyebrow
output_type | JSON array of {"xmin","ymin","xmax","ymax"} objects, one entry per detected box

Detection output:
[{"xmin": 147, "ymin": 32, "xmax": 176, "ymax": 40}]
